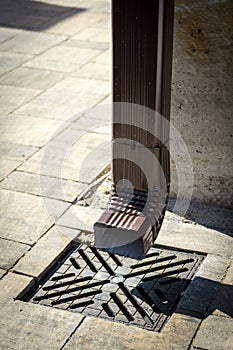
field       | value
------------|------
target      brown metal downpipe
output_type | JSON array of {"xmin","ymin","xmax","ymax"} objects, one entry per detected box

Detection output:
[{"xmin": 94, "ymin": 0, "xmax": 174, "ymax": 259}]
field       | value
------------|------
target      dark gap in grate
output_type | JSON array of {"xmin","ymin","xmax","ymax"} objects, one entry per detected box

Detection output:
[
  {"xmin": 136, "ymin": 285, "xmax": 162, "ymax": 313},
  {"xmin": 110, "ymin": 292, "xmax": 134, "ymax": 322},
  {"xmin": 70, "ymin": 257, "xmax": 81, "ymax": 270},
  {"xmin": 142, "ymin": 267, "xmax": 189, "ymax": 282},
  {"xmin": 108, "ymin": 252, "xmax": 123, "ymax": 266},
  {"xmin": 43, "ymin": 276, "xmax": 92, "ymax": 291},
  {"xmin": 52, "ymin": 289, "xmax": 102, "ymax": 306},
  {"xmin": 51, "ymin": 272, "xmax": 75, "ymax": 282},
  {"xmin": 102, "ymin": 302, "xmax": 115, "ymax": 317},
  {"xmin": 90, "ymin": 247, "xmax": 115, "ymax": 275},
  {"xmin": 70, "ymin": 300, "xmax": 94, "ymax": 309},
  {"xmin": 20, "ymin": 244, "xmax": 205, "ymax": 332},
  {"xmin": 78, "ymin": 249, "xmax": 98, "ymax": 272},
  {"xmin": 125, "ymin": 258, "xmax": 194, "ymax": 278},
  {"xmin": 130, "ymin": 254, "xmax": 177, "ymax": 269}
]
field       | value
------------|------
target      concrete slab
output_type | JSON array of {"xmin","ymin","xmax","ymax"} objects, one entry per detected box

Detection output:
[
  {"xmin": 71, "ymin": 116, "xmax": 111, "ymax": 133},
  {"xmin": 57, "ymin": 205, "xmax": 103, "ymax": 234},
  {"xmin": 0, "ymin": 30, "xmax": 17, "ymax": 43},
  {"xmin": 0, "ymin": 171, "xmax": 86, "ymax": 202},
  {"xmin": 14, "ymin": 226, "xmax": 79, "ymax": 278},
  {"xmin": 0, "ymin": 238, "xmax": 30, "ymax": 269},
  {"xmin": 0, "ymin": 189, "xmax": 70, "ymax": 244},
  {"xmin": 0, "ymin": 31, "xmax": 67, "ymax": 54},
  {"xmin": 71, "ymin": 27, "xmax": 110, "ymax": 43},
  {"xmin": 0, "ymin": 85, "xmax": 41, "ymax": 116},
  {"xmin": 0, "ymin": 51, "xmax": 33, "ymax": 77},
  {"xmin": 55, "ymin": 225, "xmax": 94, "ymax": 246},
  {"xmin": 16, "ymin": 77, "xmax": 110, "ymax": 120},
  {"xmin": 24, "ymin": 45, "xmax": 102, "ymax": 72},
  {"xmin": 177, "ymin": 255, "xmax": 230, "ymax": 316},
  {"xmin": 63, "ymin": 313, "xmax": 200, "ymax": 350},
  {"xmin": 192, "ymin": 315, "xmax": 233, "ymax": 350},
  {"xmin": 211, "ymin": 260, "xmax": 233, "ymax": 319},
  {"xmin": 0, "ymin": 301, "xmax": 83, "ymax": 350},
  {"xmin": 0, "ymin": 114, "xmax": 66, "ymax": 147},
  {"xmin": 0, "ymin": 67, "xmax": 65, "ymax": 90},
  {"xmin": 47, "ymin": 12, "xmax": 106, "ymax": 36},
  {"xmin": 0, "ymin": 142, "xmax": 39, "ymax": 161},
  {"xmin": 168, "ymin": 200, "xmax": 233, "ymax": 231},
  {"xmin": 65, "ymin": 39, "xmax": 109, "ymax": 50},
  {"xmin": 18, "ymin": 128, "xmax": 111, "ymax": 183},
  {"xmin": 157, "ymin": 220, "xmax": 233, "ymax": 257},
  {"xmin": 72, "ymin": 60, "xmax": 110, "ymax": 81},
  {"xmin": 0, "ymin": 272, "xmax": 34, "ymax": 304},
  {"xmin": 0, "ymin": 158, "xmax": 21, "ymax": 180}
]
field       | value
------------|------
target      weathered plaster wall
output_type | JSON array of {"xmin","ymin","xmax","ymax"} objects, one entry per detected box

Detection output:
[{"xmin": 170, "ymin": 0, "xmax": 233, "ymax": 208}]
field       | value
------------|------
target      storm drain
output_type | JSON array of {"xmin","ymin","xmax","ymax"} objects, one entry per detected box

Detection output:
[{"xmin": 22, "ymin": 244, "xmax": 204, "ymax": 331}]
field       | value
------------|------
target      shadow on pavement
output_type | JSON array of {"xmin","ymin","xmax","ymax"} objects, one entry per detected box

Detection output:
[
  {"xmin": 132, "ymin": 276, "xmax": 233, "ymax": 319},
  {"xmin": 0, "ymin": 0, "xmax": 86, "ymax": 31}
]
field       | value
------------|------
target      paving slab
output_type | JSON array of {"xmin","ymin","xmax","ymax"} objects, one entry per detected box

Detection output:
[
  {"xmin": 72, "ymin": 59, "xmax": 110, "ymax": 80},
  {"xmin": 14, "ymin": 225, "xmax": 79, "ymax": 278},
  {"xmin": 0, "ymin": 158, "xmax": 21, "ymax": 180},
  {"xmin": 18, "ymin": 128, "xmax": 111, "ymax": 183},
  {"xmin": 0, "ymin": 51, "xmax": 33, "ymax": 77},
  {"xmin": 0, "ymin": 85, "xmax": 42, "ymax": 116},
  {"xmin": 0, "ymin": 300, "xmax": 83, "ymax": 350},
  {"xmin": 16, "ymin": 77, "xmax": 110, "ymax": 120},
  {"xmin": 24, "ymin": 45, "xmax": 102, "ymax": 73},
  {"xmin": 192, "ymin": 315, "xmax": 233, "ymax": 350},
  {"xmin": 0, "ymin": 171, "xmax": 85, "ymax": 202},
  {"xmin": 168, "ymin": 199, "xmax": 233, "ymax": 231},
  {"xmin": 47, "ymin": 11, "xmax": 106, "ymax": 35},
  {"xmin": 0, "ymin": 142, "xmax": 39, "ymax": 161},
  {"xmin": 0, "ymin": 31, "xmax": 67, "ymax": 54},
  {"xmin": 71, "ymin": 26, "xmax": 110, "ymax": 43},
  {"xmin": 0, "ymin": 114, "xmax": 66, "ymax": 147},
  {"xmin": 57, "ymin": 205, "xmax": 103, "ymax": 233},
  {"xmin": 210, "ymin": 260, "xmax": 233, "ymax": 318},
  {"xmin": 0, "ymin": 29, "xmax": 17, "ymax": 43},
  {"xmin": 65, "ymin": 39, "xmax": 109, "ymax": 50},
  {"xmin": 157, "ymin": 219, "xmax": 233, "ymax": 257},
  {"xmin": 64, "ymin": 313, "xmax": 200, "ymax": 350},
  {"xmin": 0, "ymin": 238, "xmax": 30, "ymax": 270},
  {"xmin": 0, "ymin": 67, "xmax": 65, "ymax": 90},
  {"xmin": 55, "ymin": 225, "xmax": 94, "ymax": 246},
  {"xmin": 0, "ymin": 272, "xmax": 34, "ymax": 305},
  {"xmin": 71, "ymin": 115, "xmax": 111, "ymax": 133},
  {"xmin": 0, "ymin": 189, "xmax": 70, "ymax": 244},
  {"xmin": 177, "ymin": 255, "xmax": 230, "ymax": 316}
]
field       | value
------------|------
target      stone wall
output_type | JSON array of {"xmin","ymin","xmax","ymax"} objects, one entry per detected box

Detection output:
[{"xmin": 170, "ymin": 0, "xmax": 233, "ymax": 209}]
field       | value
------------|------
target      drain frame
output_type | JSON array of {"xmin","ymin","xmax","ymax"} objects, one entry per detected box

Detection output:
[{"xmin": 19, "ymin": 243, "xmax": 205, "ymax": 332}]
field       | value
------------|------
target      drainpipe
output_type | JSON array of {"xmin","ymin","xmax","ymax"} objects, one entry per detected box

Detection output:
[{"xmin": 94, "ymin": 0, "xmax": 174, "ymax": 259}]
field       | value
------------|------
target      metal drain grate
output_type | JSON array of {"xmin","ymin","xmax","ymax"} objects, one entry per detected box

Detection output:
[{"xmin": 23, "ymin": 244, "xmax": 204, "ymax": 331}]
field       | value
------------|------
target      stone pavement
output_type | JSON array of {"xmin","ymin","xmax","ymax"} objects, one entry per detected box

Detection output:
[{"xmin": 0, "ymin": 1, "xmax": 232, "ymax": 349}]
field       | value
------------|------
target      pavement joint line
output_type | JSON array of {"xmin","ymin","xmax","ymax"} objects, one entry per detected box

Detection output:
[
  {"xmin": 187, "ymin": 318, "xmax": 204, "ymax": 350},
  {"xmin": 76, "ymin": 47, "xmax": 109, "ymax": 71},
  {"xmin": 0, "ymin": 186, "xmax": 75, "ymax": 203},
  {"xmin": 0, "ymin": 180, "xmax": 82, "ymax": 203},
  {"xmin": 0, "ymin": 50, "xmax": 35, "ymax": 78},
  {"xmin": 0, "ymin": 236, "xmax": 34, "ymax": 247},
  {"xmin": 11, "ymin": 169, "xmax": 89, "ymax": 185},
  {"xmin": 0, "ymin": 84, "xmax": 43, "ymax": 113},
  {"xmin": 59, "ymin": 316, "xmax": 86, "ymax": 350},
  {"xmin": 0, "ymin": 240, "xmax": 31, "ymax": 270}
]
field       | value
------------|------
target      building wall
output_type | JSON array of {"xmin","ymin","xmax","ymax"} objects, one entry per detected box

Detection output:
[{"xmin": 170, "ymin": 0, "xmax": 233, "ymax": 209}]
